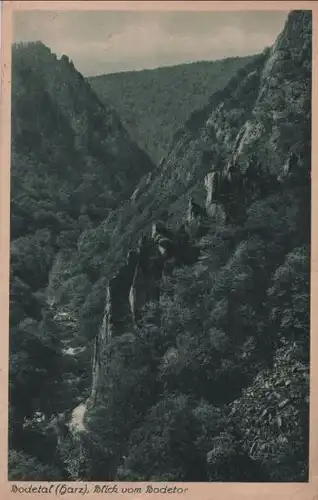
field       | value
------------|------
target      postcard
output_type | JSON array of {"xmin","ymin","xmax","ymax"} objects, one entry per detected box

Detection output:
[{"xmin": 0, "ymin": 1, "xmax": 317, "ymax": 499}]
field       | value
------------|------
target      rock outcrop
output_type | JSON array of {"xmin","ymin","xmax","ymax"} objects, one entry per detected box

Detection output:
[
  {"xmin": 89, "ymin": 236, "xmax": 160, "ymax": 405},
  {"xmin": 129, "ymin": 236, "xmax": 163, "ymax": 325},
  {"xmin": 90, "ymin": 249, "xmax": 139, "ymax": 405},
  {"xmin": 204, "ymin": 172, "xmax": 226, "ymax": 223},
  {"xmin": 89, "ymin": 211, "xmax": 205, "ymax": 406},
  {"xmin": 131, "ymin": 172, "xmax": 153, "ymax": 204}
]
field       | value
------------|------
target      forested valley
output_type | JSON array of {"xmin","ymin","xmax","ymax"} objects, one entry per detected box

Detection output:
[
  {"xmin": 9, "ymin": 10, "xmax": 311, "ymax": 482},
  {"xmin": 88, "ymin": 55, "xmax": 257, "ymax": 164}
]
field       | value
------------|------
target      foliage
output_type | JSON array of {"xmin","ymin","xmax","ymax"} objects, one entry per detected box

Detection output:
[{"xmin": 8, "ymin": 450, "xmax": 62, "ymax": 481}]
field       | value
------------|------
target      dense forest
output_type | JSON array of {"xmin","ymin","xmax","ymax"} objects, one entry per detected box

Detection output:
[
  {"xmin": 9, "ymin": 10, "xmax": 311, "ymax": 482},
  {"xmin": 89, "ymin": 56, "xmax": 257, "ymax": 164}
]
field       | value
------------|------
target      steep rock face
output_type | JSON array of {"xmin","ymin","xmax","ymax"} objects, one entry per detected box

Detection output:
[
  {"xmin": 129, "ymin": 237, "xmax": 163, "ymax": 324},
  {"xmin": 170, "ymin": 10, "xmax": 311, "ymax": 221},
  {"xmin": 89, "ymin": 238, "xmax": 159, "ymax": 405},
  {"xmin": 89, "ymin": 218, "xmax": 204, "ymax": 406},
  {"xmin": 204, "ymin": 172, "xmax": 226, "ymax": 223},
  {"xmin": 90, "ymin": 249, "xmax": 139, "ymax": 405},
  {"xmin": 220, "ymin": 11, "xmax": 311, "ymax": 184}
]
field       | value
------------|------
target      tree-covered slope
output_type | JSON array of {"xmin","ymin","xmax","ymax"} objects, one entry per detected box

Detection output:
[
  {"xmin": 88, "ymin": 55, "xmax": 257, "ymax": 164},
  {"xmin": 9, "ymin": 41, "xmax": 155, "ymax": 478}
]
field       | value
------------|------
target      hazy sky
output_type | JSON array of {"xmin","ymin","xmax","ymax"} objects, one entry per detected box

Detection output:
[{"xmin": 13, "ymin": 10, "xmax": 289, "ymax": 77}]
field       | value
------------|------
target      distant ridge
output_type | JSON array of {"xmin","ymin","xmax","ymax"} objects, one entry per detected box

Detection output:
[{"xmin": 89, "ymin": 55, "xmax": 259, "ymax": 78}]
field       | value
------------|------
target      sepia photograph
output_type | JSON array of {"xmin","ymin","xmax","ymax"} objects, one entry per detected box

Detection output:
[{"xmin": 6, "ymin": 3, "xmax": 312, "ymax": 484}]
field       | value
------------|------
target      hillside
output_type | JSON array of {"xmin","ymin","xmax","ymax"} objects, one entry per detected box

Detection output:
[
  {"xmin": 9, "ymin": 9, "xmax": 311, "ymax": 483},
  {"xmin": 9, "ymin": 41, "xmax": 155, "ymax": 479},
  {"xmin": 88, "ymin": 56, "xmax": 257, "ymax": 164}
]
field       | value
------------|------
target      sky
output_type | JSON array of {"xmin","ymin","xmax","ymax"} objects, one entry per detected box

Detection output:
[{"xmin": 13, "ymin": 10, "xmax": 289, "ymax": 77}]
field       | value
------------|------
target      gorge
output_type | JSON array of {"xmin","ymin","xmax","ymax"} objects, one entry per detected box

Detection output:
[{"xmin": 9, "ymin": 10, "xmax": 311, "ymax": 482}]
